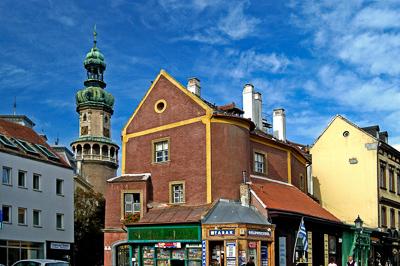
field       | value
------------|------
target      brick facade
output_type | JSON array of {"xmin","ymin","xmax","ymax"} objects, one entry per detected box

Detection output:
[{"xmin": 104, "ymin": 71, "xmax": 310, "ymax": 266}]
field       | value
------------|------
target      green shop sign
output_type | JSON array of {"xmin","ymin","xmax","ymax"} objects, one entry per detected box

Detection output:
[{"xmin": 128, "ymin": 225, "xmax": 201, "ymax": 243}]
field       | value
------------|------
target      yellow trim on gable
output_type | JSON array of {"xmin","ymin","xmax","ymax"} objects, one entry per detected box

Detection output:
[
  {"xmin": 204, "ymin": 113, "xmax": 212, "ymax": 203},
  {"xmin": 210, "ymin": 117, "xmax": 250, "ymax": 130},
  {"xmin": 122, "ymin": 139, "xmax": 126, "ymax": 174},
  {"xmin": 122, "ymin": 69, "xmax": 213, "ymax": 136},
  {"xmin": 287, "ymin": 151, "xmax": 292, "ymax": 184},
  {"xmin": 124, "ymin": 116, "xmax": 204, "ymax": 141},
  {"xmin": 250, "ymin": 136, "xmax": 307, "ymax": 165}
]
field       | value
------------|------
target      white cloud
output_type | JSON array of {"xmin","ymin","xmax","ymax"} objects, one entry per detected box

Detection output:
[
  {"xmin": 217, "ymin": 2, "xmax": 260, "ymax": 40},
  {"xmin": 353, "ymin": 7, "xmax": 400, "ymax": 29}
]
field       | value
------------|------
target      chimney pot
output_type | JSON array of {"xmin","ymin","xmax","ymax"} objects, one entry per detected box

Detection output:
[
  {"xmin": 273, "ymin": 108, "xmax": 286, "ymax": 141},
  {"xmin": 187, "ymin": 77, "xmax": 201, "ymax": 96}
]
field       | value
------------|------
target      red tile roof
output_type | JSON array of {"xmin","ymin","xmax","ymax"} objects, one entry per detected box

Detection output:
[
  {"xmin": 135, "ymin": 204, "xmax": 211, "ymax": 225},
  {"xmin": 251, "ymin": 181, "xmax": 340, "ymax": 222},
  {"xmin": 0, "ymin": 119, "xmax": 70, "ymax": 168}
]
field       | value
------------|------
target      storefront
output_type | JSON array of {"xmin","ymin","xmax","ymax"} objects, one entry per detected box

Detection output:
[
  {"xmin": 201, "ymin": 200, "xmax": 275, "ymax": 266},
  {"xmin": 202, "ymin": 225, "xmax": 274, "ymax": 266},
  {"xmin": 123, "ymin": 224, "xmax": 203, "ymax": 266}
]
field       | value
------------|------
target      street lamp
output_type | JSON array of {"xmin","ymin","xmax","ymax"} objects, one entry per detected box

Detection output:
[{"xmin": 354, "ymin": 215, "xmax": 364, "ymax": 266}]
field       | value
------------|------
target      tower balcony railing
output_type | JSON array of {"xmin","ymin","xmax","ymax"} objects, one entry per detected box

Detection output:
[{"xmin": 75, "ymin": 153, "xmax": 118, "ymax": 163}]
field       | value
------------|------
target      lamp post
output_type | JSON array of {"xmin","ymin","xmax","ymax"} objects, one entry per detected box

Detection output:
[{"xmin": 354, "ymin": 215, "xmax": 364, "ymax": 266}]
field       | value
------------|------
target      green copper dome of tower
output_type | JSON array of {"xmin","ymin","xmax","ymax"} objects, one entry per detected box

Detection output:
[{"xmin": 71, "ymin": 26, "xmax": 119, "ymax": 195}]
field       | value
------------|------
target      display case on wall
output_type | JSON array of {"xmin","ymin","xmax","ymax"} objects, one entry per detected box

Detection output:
[{"xmin": 143, "ymin": 246, "xmax": 155, "ymax": 266}]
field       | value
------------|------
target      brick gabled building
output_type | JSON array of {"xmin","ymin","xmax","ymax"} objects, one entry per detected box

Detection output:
[{"xmin": 104, "ymin": 70, "xmax": 342, "ymax": 266}]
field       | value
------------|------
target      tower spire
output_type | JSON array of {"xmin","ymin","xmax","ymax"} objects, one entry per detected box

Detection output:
[{"xmin": 93, "ymin": 24, "xmax": 97, "ymax": 48}]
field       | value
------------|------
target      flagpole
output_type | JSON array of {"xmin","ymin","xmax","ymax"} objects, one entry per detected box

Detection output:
[{"xmin": 292, "ymin": 217, "xmax": 303, "ymax": 264}]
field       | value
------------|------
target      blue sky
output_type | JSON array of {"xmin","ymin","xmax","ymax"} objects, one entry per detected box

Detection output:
[{"xmin": 1, "ymin": 0, "xmax": 400, "ymax": 153}]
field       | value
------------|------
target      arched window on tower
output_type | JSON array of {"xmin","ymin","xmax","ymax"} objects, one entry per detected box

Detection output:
[
  {"xmin": 82, "ymin": 113, "xmax": 87, "ymax": 122},
  {"xmin": 83, "ymin": 144, "xmax": 91, "ymax": 155},
  {"xmin": 102, "ymin": 145, "xmax": 109, "ymax": 158}
]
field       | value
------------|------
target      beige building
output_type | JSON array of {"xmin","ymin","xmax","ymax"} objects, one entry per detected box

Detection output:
[{"xmin": 311, "ymin": 115, "xmax": 400, "ymax": 265}]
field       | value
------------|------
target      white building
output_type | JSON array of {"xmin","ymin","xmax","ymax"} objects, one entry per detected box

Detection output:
[{"xmin": 0, "ymin": 117, "xmax": 74, "ymax": 266}]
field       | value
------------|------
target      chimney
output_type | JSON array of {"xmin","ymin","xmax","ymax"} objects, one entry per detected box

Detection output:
[
  {"xmin": 187, "ymin": 77, "xmax": 201, "ymax": 96},
  {"xmin": 273, "ymin": 108, "xmax": 286, "ymax": 141},
  {"xmin": 254, "ymin": 92, "xmax": 263, "ymax": 130},
  {"xmin": 240, "ymin": 183, "xmax": 250, "ymax": 207}
]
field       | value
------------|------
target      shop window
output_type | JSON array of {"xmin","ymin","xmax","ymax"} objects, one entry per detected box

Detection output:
[
  {"xmin": 153, "ymin": 139, "xmax": 169, "ymax": 163},
  {"xmin": 170, "ymin": 182, "xmax": 185, "ymax": 204},
  {"xmin": 2, "ymin": 205, "xmax": 11, "ymax": 223},
  {"xmin": 389, "ymin": 167, "xmax": 395, "ymax": 192},
  {"xmin": 56, "ymin": 213, "xmax": 64, "ymax": 230},
  {"xmin": 18, "ymin": 208, "xmax": 27, "ymax": 225},
  {"xmin": 381, "ymin": 206, "xmax": 387, "ymax": 227},
  {"xmin": 328, "ymin": 235, "xmax": 336, "ymax": 255},
  {"xmin": 33, "ymin": 174, "xmax": 41, "ymax": 191},
  {"xmin": 254, "ymin": 152, "xmax": 266, "ymax": 174},
  {"xmin": 2, "ymin": 166, "xmax": 12, "ymax": 185},
  {"xmin": 380, "ymin": 162, "xmax": 387, "ymax": 189},
  {"xmin": 18, "ymin": 170, "xmax": 26, "ymax": 188},
  {"xmin": 33, "ymin": 210, "xmax": 41, "ymax": 227},
  {"xmin": 391, "ymin": 208, "xmax": 395, "ymax": 229}
]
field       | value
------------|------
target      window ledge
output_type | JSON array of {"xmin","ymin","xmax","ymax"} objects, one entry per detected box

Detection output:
[
  {"xmin": 18, "ymin": 186, "xmax": 28, "ymax": 189},
  {"xmin": 33, "ymin": 189, "xmax": 42, "ymax": 192},
  {"xmin": 33, "ymin": 225, "xmax": 42, "ymax": 228},
  {"xmin": 56, "ymin": 193, "xmax": 65, "ymax": 197},
  {"xmin": 2, "ymin": 183, "xmax": 12, "ymax": 187},
  {"xmin": 18, "ymin": 223, "xmax": 28, "ymax": 227},
  {"xmin": 152, "ymin": 160, "xmax": 170, "ymax": 165},
  {"xmin": 57, "ymin": 228, "xmax": 65, "ymax": 231},
  {"xmin": 380, "ymin": 187, "xmax": 387, "ymax": 190}
]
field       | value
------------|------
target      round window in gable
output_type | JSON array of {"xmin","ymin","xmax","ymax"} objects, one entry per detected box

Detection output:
[
  {"xmin": 154, "ymin": 99, "xmax": 167, "ymax": 113},
  {"xmin": 343, "ymin": 131, "xmax": 350, "ymax": 137}
]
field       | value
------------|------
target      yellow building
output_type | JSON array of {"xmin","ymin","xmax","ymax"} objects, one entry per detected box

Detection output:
[{"xmin": 311, "ymin": 115, "xmax": 400, "ymax": 265}]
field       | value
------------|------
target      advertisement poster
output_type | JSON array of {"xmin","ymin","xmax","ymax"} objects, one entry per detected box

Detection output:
[
  {"xmin": 279, "ymin": 237, "xmax": 287, "ymax": 266},
  {"xmin": 261, "ymin": 245, "xmax": 268, "ymax": 266},
  {"xmin": 226, "ymin": 242, "xmax": 236, "ymax": 258},
  {"xmin": 202, "ymin": 240, "xmax": 206, "ymax": 266}
]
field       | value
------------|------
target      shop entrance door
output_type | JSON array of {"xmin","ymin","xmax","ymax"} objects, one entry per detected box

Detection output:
[{"xmin": 209, "ymin": 241, "xmax": 225, "ymax": 266}]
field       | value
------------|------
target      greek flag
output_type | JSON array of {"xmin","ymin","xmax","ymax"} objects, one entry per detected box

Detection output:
[{"xmin": 298, "ymin": 218, "xmax": 308, "ymax": 252}]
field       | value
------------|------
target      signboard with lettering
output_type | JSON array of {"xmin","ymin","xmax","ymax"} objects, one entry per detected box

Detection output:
[
  {"xmin": 248, "ymin": 230, "xmax": 271, "ymax": 238},
  {"xmin": 50, "ymin": 242, "xmax": 71, "ymax": 250},
  {"xmin": 202, "ymin": 240, "xmax": 206, "ymax": 266},
  {"xmin": 128, "ymin": 225, "xmax": 201, "ymax": 242},
  {"xmin": 155, "ymin": 242, "xmax": 181, "ymax": 248},
  {"xmin": 324, "ymin": 234, "xmax": 329, "ymax": 266},
  {"xmin": 307, "ymin": 231, "xmax": 312, "ymax": 263},
  {"xmin": 279, "ymin": 237, "xmax": 286, "ymax": 266},
  {"xmin": 248, "ymin": 242, "xmax": 257, "ymax": 248},
  {"xmin": 209, "ymin": 229, "xmax": 235, "ymax": 236}
]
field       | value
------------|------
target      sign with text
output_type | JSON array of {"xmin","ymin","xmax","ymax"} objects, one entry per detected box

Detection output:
[
  {"xmin": 209, "ymin": 229, "xmax": 235, "ymax": 236},
  {"xmin": 261, "ymin": 245, "xmax": 268, "ymax": 266},
  {"xmin": 226, "ymin": 242, "xmax": 236, "ymax": 258},
  {"xmin": 155, "ymin": 242, "xmax": 181, "ymax": 248},
  {"xmin": 202, "ymin": 240, "xmax": 206, "ymax": 266},
  {"xmin": 248, "ymin": 229, "xmax": 271, "ymax": 238},
  {"xmin": 50, "ymin": 242, "xmax": 70, "ymax": 250}
]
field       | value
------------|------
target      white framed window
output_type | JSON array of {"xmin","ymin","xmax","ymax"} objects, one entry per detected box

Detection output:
[
  {"xmin": 2, "ymin": 166, "xmax": 12, "ymax": 185},
  {"xmin": 33, "ymin": 210, "xmax": 41, "ymax": 227},
  {"xmin": 154, "ymin": 140, "xmax": 169, "ymax": 163},
  {"xmin": 33, "ymin": 173, "xmax": 41, "ymax": 191},
  {"xmin": 18, "ymin": 170, "xmax": 27, "ymax": 188},
  {"xmin": 170, "ymin": 183, "xmax": 185, "ymax": 204},
  {"xmin": 2, "ymin": 205, "xmax": 12, "ymax": 223},
  {"xmin": 254, "ymin": 152, "xmax": 266, "ymax": 174},
  {"xmin": 56, "ymin": 213, "xmax": 64, "ymax": 230},
  {"xmin": 56, "ymin": 179, "xmax": 64, "ymax": 195},
  {"xmin": 124, "ymin": 193, "xmax": 141, "ymax": 214},
  {"xmin": 18, "ymin": 208, "xmax": 27, "ymax": 225}
]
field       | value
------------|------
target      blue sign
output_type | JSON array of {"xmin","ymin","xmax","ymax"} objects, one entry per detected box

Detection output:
[
  {"xmin": 209, "ymin": 229, "xmax": 235, "ymax": 236},
  {"xmin": 248, "ymin": 230, "xmax": 271, "ymax": 237},
  {"xmin": 261, "ymin": 245, "xmax": 268, "ymax": 266},
  {"xmin": 0, "ymin": 210, "xmax": 3, "ymax": 230},
  {"xmin": 202, "ymin": 240, "xmax": 206, "ymax": 266}
]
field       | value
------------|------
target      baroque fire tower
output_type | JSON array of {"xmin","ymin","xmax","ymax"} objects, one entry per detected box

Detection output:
[{"xmin": 71, "ymin": 28, "xmax": 119, "ymax": 195}]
